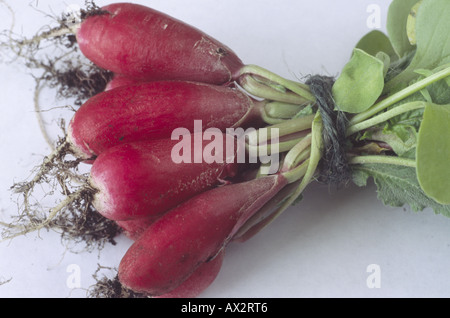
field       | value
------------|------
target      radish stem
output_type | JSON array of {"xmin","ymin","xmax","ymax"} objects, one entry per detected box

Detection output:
[
  {"xmin": 239, "ymin": 64, "xmax": 316, "ymax": 102},
  {"xmin": 346, "ymin": 101, "xmax": 426, "ymax": 136},
  {"xmin": 349, "ymin": 155, "xmax": 416, "ymax": 168}
]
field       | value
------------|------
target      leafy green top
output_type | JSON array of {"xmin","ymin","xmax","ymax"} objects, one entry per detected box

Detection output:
[{"xmin": 333, "ymin": 0, "xmax": 450, "ymax": 213}]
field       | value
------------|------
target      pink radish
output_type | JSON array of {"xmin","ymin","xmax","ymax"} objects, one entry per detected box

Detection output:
[
  {"xmin": 67, "ymin": 80, "xmax": 262, "ymax": 160},
  {"xmin": 117, "ymin": 173, "xmax": 288, "ymax": 295},
  {"xmin": 89, "ymin": 133, "xmax": 240, "ymax": 221},
  {"xmin": 104, "ymin": 74, "xmax": 145, "ymax": 91},
  {"xmin": 116, "ymin": 215, "xmax": 161, "ymax": 241},
  {"xmin": 154, "ymin": 251, "xmax": 225, "ymax": 298},
  {"xmin": 75, "ymin": 3, "xmax": 244, "ymax": 85}
]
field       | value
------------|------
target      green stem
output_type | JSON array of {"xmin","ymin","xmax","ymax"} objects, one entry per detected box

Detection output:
[
  {"xmin": 273, "ymin": 115, "xmax": 314, "ymax": 137},
  {"xmin": 260, "ymin": 106, "xmax": 286, "ymax": 125},
  {"xmin": 239, "ymin": 64, "xmax": 316, "ymax": 102},
  {"xmin": 239, "ymin": 74, "xmax": 309, "ymax": 105},
  {"xmin": 282, "ymin": 112, "xmax": 323, "ymax": 185},
  {"xmin": 247, "ymin": 115, "xmax": 314, "ymax": 146},
  {"xmin": 246, "ymin": 137, "xmax": 304, "ymax": 156},
  {"xmin": 282, "ymin": 134, "xmax": 312, "ymax": 171},
  {"xmin": 349, "ymin": 155, "xmax": 416, "ymax": 168},
  {"xmin": 243, "ymin": 114, "xmax": 323, "ymax": 239},
  {"xmin": 349, "ymin": 66, "xmax": 450, "ymax": 125},
  {"xmin": 346, "ymin": 101, "xmax": 426, "ymax": 136},
  {"xmin": 281, "ymin": 159, "xmax": 310, "ymax": 185},
  {"xmin": 265, "ymin": 101, "xmax": 306, "ymax": 119}
]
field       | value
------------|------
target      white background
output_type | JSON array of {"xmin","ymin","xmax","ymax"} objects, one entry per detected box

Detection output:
[{"xmin": 1, "ymin": 0, "xmax": 450, "ymax": 298}]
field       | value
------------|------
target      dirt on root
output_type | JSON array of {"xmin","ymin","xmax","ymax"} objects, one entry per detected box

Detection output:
[
  {"xmin": 87, "ymin": 273, "xmax": 149, "ymax": 298},
  {"xmin": 1, "ymin": 0, "xmax": 113, "ymax": 107},
  {"xmin": 0, "ymin": 1, "xmax": 122, "ymax": 251}
]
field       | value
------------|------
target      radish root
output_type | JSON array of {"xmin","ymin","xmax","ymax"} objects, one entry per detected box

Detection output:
[
  {"xmin": 2, "ymin": 178, "xmax": 121, "ymax": 251},
  {"xmin": 0, "ymin": 1, "xmax": 120, "ymax": 250},
  {"xmin": 3, "ymin": 136, "xmax": 120, "ymax": 250},
  {"xmin": 87, "ymin": 266, "xmax": 149, "ymax": 298},
  {"xmin": 11, "ymin": 137, "xmax": 71, "ymax": 196},
  {"xmin": 1, "ymin": 188, "xmax": 87, "ymax": 241}
]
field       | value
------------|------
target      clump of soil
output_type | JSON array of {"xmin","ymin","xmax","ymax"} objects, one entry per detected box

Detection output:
[{"xmin": 87, "ymin": 270, "xmax": 149, "ymax": 298}]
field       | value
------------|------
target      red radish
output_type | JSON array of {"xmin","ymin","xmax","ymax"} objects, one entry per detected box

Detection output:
[
  {"xmin": 154, "ymin": 251, "xmax": 225, "ymax": 298},
  {"xmin": 76, "ymin": 3, "xmax": 244, "ymax": 84},
  {"xmin": 233, "ymin": 182, "xmax": 300, "ymax": 243},
  {"xmin": 104, "ymin": 74, "xmax": 145, "ymax": 91},
  {"xmin": 67, "ymin": 80, "xmax": 262, "ymax": 159},
  {"xmin": 89, "ymin": 133, "xmax": 239, "ymax": 221},
  {"xmin": 116, "ymin": 215, "xmax": 161, "ymax": 241},
  {"xmin": 117, "ymin": 173, "xmax": 288, "ymax": 295}
]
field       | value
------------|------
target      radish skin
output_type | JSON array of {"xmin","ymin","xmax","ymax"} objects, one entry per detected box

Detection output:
[
  {"xmin": 117, "ymin": 174, "xmax": 288, "ymax": 295},
  {"xmin": 76, "ymin": 3, "xmax": 244, "ymax": 84},
  {"xmin": 154, "ymin": 251, "xmax": 225, "ymax": 298},
  {"xmin": 104, "ymin": 74, "xmax": 144, "ymax": 91},
  {"xmin": 67, "ymin": 81, "xmax": 262, "ymax": 159},
  {"xmin": 89, "ymin": 134, "xmax": 239, "ymax": 221},
  {"xmin": 116, "ymin": 215, "xmax": 161, "ymax": 241}
]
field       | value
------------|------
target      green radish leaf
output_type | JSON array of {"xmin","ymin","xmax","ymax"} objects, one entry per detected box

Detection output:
[
  {"xmin": 352, "ymin": 163, "xmax": 450, "ymax": 217},
  {"xmin": 386, "ymin": 0, "xmax": 420, "ymax": 58},
  {"xmin": 415, "ymin": 65, "xmax": 450, "ymax": 104},
  {"xmin": 376, "ymin": 51, "xmax": 391, "ymax": 78},
  {"xmin": 414, "ymin": 68, "xmax": 433, "ymax": 77},
  {"xmin": 416, "ymin": 103, "xmax": 450, "ymax": 204},
  {"xmin": 406, "ymin": 0, "xmax": 423, "ymax": 45},
  {"xmin": 427, "ymin": 80, "xmax": 450, "ymax": 104},
  {"xmin": 332, "ymin": 49, "xmax": 385, "ymax": 114},
  {"xmin": 355, "ymin": 30, "xmax": 397, "ymax": 59},
  {"xmin": 371, "ymin": 127, "xmax": 417, "ymax": 158},
  {"xmin": 419, "ymin": 88, "xmax": 432, "ymax": 103},
  {"xmin": 385, "ymin": 0, "xmax": 450, "ymax": 93}
]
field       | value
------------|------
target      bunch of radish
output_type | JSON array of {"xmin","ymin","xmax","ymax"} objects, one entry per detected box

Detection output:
[
  {"xmin": 8, "ymin": 0, "xmax": 448, "ymax": 298},
  {"xmin": 2, "ymin": 2, "xmax": 317, "ymax": 297},
  {"xmin": 78, "ymin": 3, "xmax": 317, "ymax": 297}
]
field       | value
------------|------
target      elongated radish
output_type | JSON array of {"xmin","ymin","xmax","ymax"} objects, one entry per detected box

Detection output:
[
  {"xmin": 154, "ymin": 251, "xmax": 225, "ymax": 298},
  {"xmin": 89, "ymin": 133, "xmax": 239, "ymax": 221},
  {"xmin": 116, "ymin": 215, "xmax": 161, "ymax": 241},
  {"xmin": 118, "ymin": 173, "xmax": 288, "ymax": 295},
  {"xmin": 233, "ymin": 181, "xmax": 301, "ymax": 242},
  {"xmin": 104, "ymin": 74, "xmax": 144, "ymax": 91},
  {"xmin": 67, "ymin": 80, "xmax": 263, "ymax": 159},
  {"xmin": 75, "ymin": 3, "xmax": 244, "ymax": 85}
]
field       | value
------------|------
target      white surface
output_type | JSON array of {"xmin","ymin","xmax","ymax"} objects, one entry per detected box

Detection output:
[{"xmin": 1, "ymin": 0, "xmax": 449, "ymax": 298}]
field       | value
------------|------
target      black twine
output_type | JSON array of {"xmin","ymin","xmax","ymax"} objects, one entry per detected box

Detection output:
[{"xmin": 305, "ymin": 75, "xmax": 351, "ymax": 187}]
